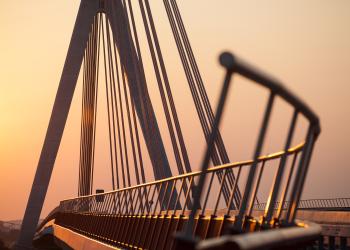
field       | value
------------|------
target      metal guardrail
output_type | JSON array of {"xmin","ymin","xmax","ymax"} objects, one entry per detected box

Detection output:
[
  {"xmin": 254, "ymin": 198, "xmax": 350, "ymax": 211},
  {"xmin": 53, "ymin": 144, "xmax": 305, "ymax": 249},
  {"xmin": 58, "ymin": 143, "xmax": 304, "ymax": 217},
  {"xmin": 175, "ymin": 52, "xmax": 321, "ymax": 248}
]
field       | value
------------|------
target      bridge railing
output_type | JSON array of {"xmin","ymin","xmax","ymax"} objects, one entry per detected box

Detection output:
[
  {"xmin": 55, "ymin": 143, "xmax": 307, "ymax": 249},
  {"xmin": 58, "ymin": 143, "xmax": 304, "ymax": 218},
  {"xmin": 254, "ymin": 198, "xmax": 350, "ymax": 211},
  {"xmin": 174, "ymin": 52, "xmax": 321, "ymax": 248}
]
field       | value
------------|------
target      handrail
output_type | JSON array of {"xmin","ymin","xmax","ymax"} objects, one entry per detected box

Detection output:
[
  {"xmin": 60, "ymin": 142, "xmax": 304, "ymax": 203},
  {"xmin": 219, "ymin": 52, "xmax": 320, "ymax": 136},
  {"xmin": 254, "ymin": 198, "xmax": 350, "ymax": 211},
  {"xmin": 211, "ymin": 52, "xmax": 321, "ymax": 230}
]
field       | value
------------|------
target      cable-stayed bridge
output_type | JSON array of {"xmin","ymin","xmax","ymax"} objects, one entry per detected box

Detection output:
[{"xmin": 13, "ymin": 0, "xmax": 349, "ymax": 249}]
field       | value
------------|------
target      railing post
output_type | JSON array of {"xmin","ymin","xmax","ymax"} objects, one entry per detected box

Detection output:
[
  {"xmin": 285, "ymin": 125, "xmax": 316, "ymax": 224},
  {"xmin": 234, "ymin": 92, "xmax": 275, "ymax": 231},
  {"xmin": 264, "ymin": 110, "xmax": 298, "ymax": 224},
  {"xmin": 174, "ymin": 52, "xmax": 235, "ymax": 249}
]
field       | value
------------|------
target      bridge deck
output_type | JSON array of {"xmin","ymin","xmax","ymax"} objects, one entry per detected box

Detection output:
[
  {"xmin": 35, "ymin": 210, "xmax": 350, "ymax": 250},
  {"xmin": 37, "ymin": 209, "xmax": 347, "ymax": 250}
]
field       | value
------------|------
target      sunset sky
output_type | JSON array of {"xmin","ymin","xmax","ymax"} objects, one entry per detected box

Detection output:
[{"xmin": 0, "ymin": 1, "xmax": 349, "ymax": 221}]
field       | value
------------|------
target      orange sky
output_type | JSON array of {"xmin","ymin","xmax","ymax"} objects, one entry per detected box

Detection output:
[{"xmin": 0, "ymin": 1, "xmax": 350, "ymax": 221}]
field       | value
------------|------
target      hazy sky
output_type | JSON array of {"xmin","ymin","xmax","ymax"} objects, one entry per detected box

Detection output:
[{"xmin": 0, "ymin": 1, "xmax": 349, "ymax": 221}]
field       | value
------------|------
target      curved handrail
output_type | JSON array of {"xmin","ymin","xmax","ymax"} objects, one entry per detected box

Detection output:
[
  {"xmin": 178, "ymin": 51, "xmax": 321, "ymax": 238},
  {"xmin": 219, "ymin": 52, "xmax": 320, "ymax": 136}
]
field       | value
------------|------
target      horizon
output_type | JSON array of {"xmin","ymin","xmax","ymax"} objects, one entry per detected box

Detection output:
[{"xmin": 1, "ymin": 0, "xmax": 350, "ymax": 221}]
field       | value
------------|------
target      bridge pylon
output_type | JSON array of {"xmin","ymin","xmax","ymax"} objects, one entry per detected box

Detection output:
[
  {"xmin": 15, "ymin": 0, "xmax": 246, "ymax": 247},
  {"xmin": 15, "ymin": 0, "xmax": 175, "ymax": 248}
]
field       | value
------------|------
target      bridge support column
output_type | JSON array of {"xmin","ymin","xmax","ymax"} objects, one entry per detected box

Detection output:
[{"xmin": 15, "ymin": 1, "xmax": 99, "ymax": 248}]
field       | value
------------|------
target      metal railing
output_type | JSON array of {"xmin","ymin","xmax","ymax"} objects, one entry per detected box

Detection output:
[
  {"xmin": 175, "ymin": 52, "xmax": 321, "ymax": 248},
  {"xmin": 254, "ymin": 198, "xmax": 350, "ymax": 211},
  {"xmin": 58, "ymin": 143, "xmax": 304, "ymax": 217},
  {"xmin": 54, "ymin": 144, "xmax": 305, "ymax": 249}
]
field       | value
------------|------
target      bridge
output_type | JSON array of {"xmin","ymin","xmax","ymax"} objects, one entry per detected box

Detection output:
[{"xmin": 13, "ymin": 0, "xmax": 348, "ymax": 249}]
